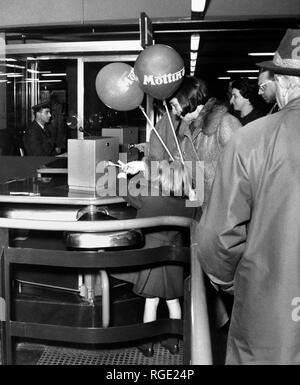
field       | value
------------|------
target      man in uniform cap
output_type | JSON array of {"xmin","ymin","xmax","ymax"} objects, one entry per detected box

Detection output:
[
  {"xmin": 197, "ymin": 29, "xmax": 300, "ymax": 364},
  {"xmin": 23, "ymin": 101, "xmax": 56, "ymax": 156}
]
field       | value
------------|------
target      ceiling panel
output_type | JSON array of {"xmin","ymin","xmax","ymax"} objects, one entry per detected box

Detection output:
[{"xmin": 3, "ymin": 5, "xmax": 300, "ymax": 100}]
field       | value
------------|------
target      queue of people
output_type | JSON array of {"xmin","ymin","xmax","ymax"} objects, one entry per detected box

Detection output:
[
  {"xmin": 197, "ymin": 28, "xmax": 300, "ymax": 364},
  {"xmin": 114, "ymin": 28, "xmax": 300, "ymax": 365}
]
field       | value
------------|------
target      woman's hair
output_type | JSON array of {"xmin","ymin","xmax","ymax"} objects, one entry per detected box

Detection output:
[
  {"xmin": 174, "ymin": 76, "xmax": 208, "ymax": 117},
  {"xmin": 231, "ymin": 78, "xmax": 258, "ymax": 106},
  {"xmin": 152, "ymin": 98, "xmax": 165, "ymax": 118}
]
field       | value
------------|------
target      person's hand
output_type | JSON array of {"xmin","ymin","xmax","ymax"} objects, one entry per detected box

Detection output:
[
  {"xmin": 131, "ymin": 142, "xmax": 147, "ymax": 153},
  {"xmin": 119, "ymin": 160, "xmax": 145, "ymax": 175},
  {"xmin": 117, "ymin": 171, "xmax": 127, "ymax": 179},
  {"xmin": 188, "ymin": 188, "xmax": 197, "ymax": 201}
]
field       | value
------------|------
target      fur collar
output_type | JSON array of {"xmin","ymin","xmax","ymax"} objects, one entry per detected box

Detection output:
[{"xmin": 192, "ymin": 98, "xmax": 228, "ymax": 136}]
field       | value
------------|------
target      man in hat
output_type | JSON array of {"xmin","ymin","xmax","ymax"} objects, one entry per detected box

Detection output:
[
  {"xmin": 23, "ymin": 101, "xmax": 56, "ymax": 156},
  {"xmin": 197, "ymin": 29, "xmax": 300, "ymax": 364}
]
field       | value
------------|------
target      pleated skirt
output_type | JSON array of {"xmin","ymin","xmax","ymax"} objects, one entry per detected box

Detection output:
[{"xmin": 112, "ymin": 229, "xmax": 185, "ymax": 300}]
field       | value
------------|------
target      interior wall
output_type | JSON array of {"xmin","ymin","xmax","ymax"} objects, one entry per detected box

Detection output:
[
  {"xmin": 0, "ymin": 34, "xmax": 6, "ymax": 130},
  {"xmin": 0, "ymin": 0, "xmax": 82, "ymax": 27},
  {"xmin": 83, "ymin": 0, "xmax": 190, "ymax": 21},
  {"xmin": 205, "ymin": 0, "xmax": 300, "ymax": 18},
  {"xmin": 0, "ymin": 0, "xmax": 190, "ymax": 28}
]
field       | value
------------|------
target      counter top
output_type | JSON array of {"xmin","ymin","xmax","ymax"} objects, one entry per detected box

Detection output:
[{"xmin": 0, "ymin": 175, "xmax": 123, "ymax": 206}]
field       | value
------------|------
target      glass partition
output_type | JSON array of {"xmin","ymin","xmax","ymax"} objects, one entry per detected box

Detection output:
[{"xmin": 4, "ymin": 54, "xmax": 148, "ymax": 154}]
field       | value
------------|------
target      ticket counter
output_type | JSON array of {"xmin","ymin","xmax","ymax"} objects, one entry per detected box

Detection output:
[{"xmin": 0, "ymin": 157, "xmax": 212, "ymax": 365}]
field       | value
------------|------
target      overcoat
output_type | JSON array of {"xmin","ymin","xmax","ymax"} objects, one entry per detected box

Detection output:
[{"xmin": 198, "ymin": 97, "xmax": 300, "ymax": 364}]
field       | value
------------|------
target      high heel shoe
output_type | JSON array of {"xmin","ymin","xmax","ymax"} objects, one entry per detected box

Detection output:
[
  {"xmin": 137, "ymin": 343, "xmax": 154, "ymax": 357},
  {"xmin": 161, "ymin": 337, "xmax": 180, "ymax": 354}
]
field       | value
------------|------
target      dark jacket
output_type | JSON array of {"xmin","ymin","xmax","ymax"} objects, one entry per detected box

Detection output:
[
  {"xmin": 239, "ymin": 107, "xmax": 264, "ymax": 126},
  {"xmin": 24, "ymin": 120, "xmax": 56, "ymax": 156},
  {"xmin": 197, "ymin": 97, "xmax": 300, "ymax": 364}
]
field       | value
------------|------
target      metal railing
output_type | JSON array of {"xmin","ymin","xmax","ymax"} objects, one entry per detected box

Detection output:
[{"xmin": 0, "ymin": 215, "xmax": 212, "ymax": 364}]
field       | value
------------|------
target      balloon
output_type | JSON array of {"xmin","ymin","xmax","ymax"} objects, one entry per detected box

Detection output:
[
  {"xmin": 95, "ymin": 63, "xmax": 144, "ymax": 111},
  {"xmin": 134, "ymin": 44, "xmax": 185, "ymax": 100}
]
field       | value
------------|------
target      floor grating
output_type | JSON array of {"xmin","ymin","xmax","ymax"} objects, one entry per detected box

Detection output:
[{"xmin": 35, "ymin": 342, "xmax": 183, "ymax": 365}]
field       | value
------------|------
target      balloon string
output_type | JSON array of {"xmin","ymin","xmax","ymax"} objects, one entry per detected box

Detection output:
[
  {"xmin": 139, "ymin": 106, "xmax": 175, "ymax": 161},
  {"xmin": 163, "ymin": 100, "xmax": 184, "ymax": 165}
]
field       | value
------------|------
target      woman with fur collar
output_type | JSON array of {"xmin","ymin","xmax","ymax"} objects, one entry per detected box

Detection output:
[{"xmin": 149, "ymin": 76, "xmax": 242, "ymax": 205}]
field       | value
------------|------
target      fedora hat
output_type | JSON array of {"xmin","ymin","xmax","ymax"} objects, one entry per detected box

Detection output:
[{"xmin": 257, "ymin": 29, "xmax": 300, "ymax": 76}]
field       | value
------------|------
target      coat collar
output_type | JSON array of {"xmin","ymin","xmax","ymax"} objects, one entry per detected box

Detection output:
[
  {"xmin": 179, "ymin": 98, "xmax": 228, "ymax": 139},
  {"xmin": 281, "ymin": 96, "xmax": 300, "ymax": 111}
]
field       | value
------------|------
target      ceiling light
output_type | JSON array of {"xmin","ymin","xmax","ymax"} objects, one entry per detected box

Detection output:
[
  {"xmin": 0, "ymin": 63, "xmax": 25, "ymax": 69},
  {"xmin": 6, "ymin": 73, "xmax": 23, "ymax": 77},
  {"xmin": 4, "ymin": 63, "xmax": 25, "ymax": 69},
  {"xmin": 247, "ymin": 76, "xmax": 258, "ymax": 79},
  {"xmin": 191, "ymin": 0, "xmax": 206, "ymax": 12},
  {"xmin": 41, "ymin": 73, "xmax": 67, "ymax": 77},
  {"xmin": 27, "ymin": 69, "xmax": 51, "ymax": 74},
  {"xmin": 0, "ymin": 58, "xmax": 16, "ymax": 62},
  {"xmin": 191, "ymin": 34, "xmax": 200, "ymax": 51},
  {"xmin": 248, "ymin": 52, "xmax": 275, "ymax": 56},
  {"xmin": 190, "ymin": 52, "xmax": 198, "ymax": 61},
  {"xmin": 218, "ymin": 77, "xmax": 231, "ymax": 80},
  {"xmin": 38, "ymin": 79, "xmax": 62, "ymax": 83},
  {"xmin": 6, "ymin": 40, "xmax": 143, "ymax": 55},
  {"xmin": 18, "ymin": 79, "xmax": 35, "ymax": 83},
  {"xmin": 227, "ymin": 69, "xmax": 259, "ymax": 73}
]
